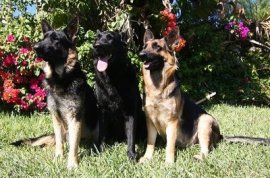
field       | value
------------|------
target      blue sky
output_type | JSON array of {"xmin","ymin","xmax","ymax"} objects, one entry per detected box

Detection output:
[{"xmin": 14, "ymin": 4, "xmax": 36, "ymax": 16}]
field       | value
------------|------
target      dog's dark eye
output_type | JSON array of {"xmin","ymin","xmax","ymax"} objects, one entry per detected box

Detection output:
[
  {"xmin": 152, "ymin": 42, "xmax": 161, "ymax": 51},
  {"xmin": 106, "ymin": 34, "xmax": 113, "ymax": 40},
  {"xmin": 97, "ymin": 34, "xmax": 101, "ymax": 39}
]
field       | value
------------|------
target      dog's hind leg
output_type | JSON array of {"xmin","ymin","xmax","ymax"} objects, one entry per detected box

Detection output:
[
  {"xmin": 67, "ymin": 115, "xmax": 82, "ymax": 169},
  {"xmin": 125, "ymin": 115, "xmax": 136, "ymax": 160},
  {"xmin": 194, "ymin": 114, "xmax": 217, "ymax": 160},
  {"xmin": 52, "ymin": 113, "xmax": 66, "ymax": 159}
]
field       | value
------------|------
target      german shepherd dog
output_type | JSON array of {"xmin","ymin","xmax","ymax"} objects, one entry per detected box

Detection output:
[
  {"xmin": 12, "ymin": 18, "xmax": 99, "ymax": 169},
  {"xmin": 139, "ymin": 27, "xmax": 270, "ymax": 163},
  {"xmin": 93, "ymin": 30, "xmax": 146, "ymax": 160}
]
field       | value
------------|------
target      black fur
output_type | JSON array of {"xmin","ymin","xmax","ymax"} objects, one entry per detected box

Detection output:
[{"xmin": 93, "ymin": 30, "xmax": 146, "ymax": 160}]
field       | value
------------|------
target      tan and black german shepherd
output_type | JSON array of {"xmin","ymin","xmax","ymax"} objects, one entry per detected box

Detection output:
[
  {"xmin": 12, "ymin": 18, "xmax": 99, "ymax": 169},
  {"xmin": 138, "ymin": 27, "xmax": 270, "ymax": 163}
]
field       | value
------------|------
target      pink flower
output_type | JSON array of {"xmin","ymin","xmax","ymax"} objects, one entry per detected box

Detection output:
[
  {"xmin": 20, "ymin": 100, "xmax": 29, "ymax": 110},
  {"xmin": 36, "ymin": 100, "xmax": 46, "ymax": 110},
  {"xmin": 6, "ymin": 34, "xmax": 15, "ymax": 43},
  {"xmin": 19, "ymin": 48, "xmax": 30, "ymax": 54},
  {"xmin": 3, "ymin": 54, "xmax": 16, "ymax": 67},
  {"xmin": 26, "ymin": 94, "xmax": 33, "ymax": 100}
]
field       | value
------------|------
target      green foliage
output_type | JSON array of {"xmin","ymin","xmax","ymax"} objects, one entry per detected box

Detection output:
[
  {"xmin": 174, "ymin": 1, "xmax": 270, "ymax": 105},
  {"xmin": 239, "ymin": 0, "xmax": 270, "ymax": 20}
]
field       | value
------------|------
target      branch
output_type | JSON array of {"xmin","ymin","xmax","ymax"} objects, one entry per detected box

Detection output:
[{"xmin": 196, "ymin": 92, "xmax": 216, "ymax": 104}]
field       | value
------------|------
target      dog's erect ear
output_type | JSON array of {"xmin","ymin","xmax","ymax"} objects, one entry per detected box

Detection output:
[
  {"xmin": 164, "ymin": 27, "xmax": 180, "ymax": 49},
  {"xmin": 96, "ymin": 29, "xmax": 101, "ymax": 34},
  {"xmin": 143, "ymin": 29, "xmax": 154, "ymax": 44},
  {"xmin": 41, "ymin": 20, "xmax": 53, "ymax": 34},
  {"xmin": 64, "ymin": 17, "xmax": 79, "ymax": 41}
]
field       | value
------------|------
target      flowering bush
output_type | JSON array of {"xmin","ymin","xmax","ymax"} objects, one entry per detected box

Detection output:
[
  {"xmin": 160, "ymin": 9, "xmax": 186, "ymax": 52},
  {"xmin": 0, "ymin": 33, "xmax": 46, "ymax": 111},
  {"xmin": 225, "ymin": 20, "xmax": 252, "ymax": 40}
]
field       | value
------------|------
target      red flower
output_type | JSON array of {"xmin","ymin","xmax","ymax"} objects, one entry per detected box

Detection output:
[
  {"xmin": 0, "ymin": 70, "xmax": 11, "ymax": 80},
  {"xmin": 3, "ymin": 88, "xmax": 20, "ymax": 104},
  {"xmin": 3, "ymin": 54, "xmax": 16, "ymax": 67},
  {"xmin": 0, "ymin": 49, "xmax": 4, "ymax": 57},
  {"xmin": 174, "ymin": 36, "xmax": 186, "ymax": 52},
  {"xmin": 35, "ymin": 57, "xmax": 43, "ymax": 63},
  {"xmin": 21, "ymin": 61, "xmax": 28, "ymax": 66},
  {"xmin": 167, "ymin": 21, "xmax": 176, "ymax": 28},
  {"xmin": 3, "ymin": 79, "xmax": 14, "ymax": 89},
  {"xmin": 6, "ymin": 34, "xmax": 15, "ymax": 43}
]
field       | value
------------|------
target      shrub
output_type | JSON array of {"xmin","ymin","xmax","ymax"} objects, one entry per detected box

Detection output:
[{"xmin": 0, "ymin": 19, "xmax": 46, "ymax": 112}]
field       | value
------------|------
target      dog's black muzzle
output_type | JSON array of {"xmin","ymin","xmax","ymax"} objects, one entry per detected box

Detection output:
[{"xmin": 33, "ymin": 43, "xmax": 43, "ymax": 58}]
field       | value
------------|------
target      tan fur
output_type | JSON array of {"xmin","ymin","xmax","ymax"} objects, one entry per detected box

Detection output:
[{"xmin": 139, "ymin": 30, "xmax": 221, "ymax": 163}]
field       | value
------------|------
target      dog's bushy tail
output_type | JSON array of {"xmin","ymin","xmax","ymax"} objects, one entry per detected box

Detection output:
[
  {"xmin": 223, "ymin": 135, "xmax": 270, "ymax": 145},
  {"xmin": 11, "ymin": 134, "xmax": 55, "ymax": 147}
]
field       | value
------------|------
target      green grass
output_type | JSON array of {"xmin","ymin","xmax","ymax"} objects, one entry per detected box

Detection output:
[{"xmin": 0, "ymin": 104, "xmax": 270, "ymax": 177}]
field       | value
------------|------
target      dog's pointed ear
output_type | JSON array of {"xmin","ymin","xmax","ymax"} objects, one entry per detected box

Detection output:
[
  {"xmin": 164, "ymin": 27, "xmax": 180, "ymax": 49},
  {"xmin": 96, "ymin": 29, "xmax": 101, "ymax": 34},
  {"xmin": 120, "ymin": 30, "xmax": 128, "ymax": 43},
  {"xmin": 143, "ymin": 29, "xmax": 154, "ymax": 44},
  {"xmin": 41, "ymin": 20, "xmax": 53, "ymax": 34},
  {"xmin": 64, "ymin": 17, "xmax": 79, "ymax": 41}
]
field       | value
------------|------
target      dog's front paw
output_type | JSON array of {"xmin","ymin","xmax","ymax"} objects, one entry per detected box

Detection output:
[
  {"xmin": 165, "ymin": 159, "xmax": 174, "ymax": 164},
  {"xmin": 127, "ymin": 151, "xmax": 137, "ymax": 160},
  {"xmin": 139, "ymin": 156, "xmax": 151, "ymax": 163},
  {"xmin": 193, "ymin": 154, "xmax": 205, "ymax": 161},
  {"xmin": 67, "ymin": 160, "xmax": 79, "ymax": 170}
]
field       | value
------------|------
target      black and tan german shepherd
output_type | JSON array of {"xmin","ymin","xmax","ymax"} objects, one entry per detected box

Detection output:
[
  {"xmin": 12, "ymin": 18, "xmax": 99, "ymax": 169},
  {"xmin": 93, "ymin": 30, "xmax": 146, "ymax": 160},
  {"xmin": 138, "ymin": 27, "xmax": 270, "ymax": 163}
]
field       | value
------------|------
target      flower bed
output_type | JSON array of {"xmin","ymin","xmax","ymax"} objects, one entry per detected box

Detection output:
[{"xmin": 0, "ymin": 34, "xmax": 46, "ymax": 112}]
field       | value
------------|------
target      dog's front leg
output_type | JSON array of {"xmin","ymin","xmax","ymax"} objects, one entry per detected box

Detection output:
[
  {"xmin": 125, "ymin": 115, "xmax": 136, "ymax": 160},
  {"xmin": 52, "ymin": 113, "xmax": 65, "ymax": 159},
  {"xmin": 165, "ymin": 120, "xmax": 178, "ymax": 164},
  {"xmin": 67, "ymin": 116, "xmax": 82, "ymax": 169},
  {"xmin": 98, "ymin": 109, "xmax": 108, "ymax": 152},
  {"xmin": 139, "ymin": 118, "xmax": 157, "ymax": 163}
]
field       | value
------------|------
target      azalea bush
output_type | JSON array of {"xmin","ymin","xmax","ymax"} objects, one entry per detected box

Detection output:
[
  {"xmin": 225, "ymin": 19, "xmax": 252, "ymax": 40},
  {"xmin": 0, "ymin": 32, "xmax": 46, "ymax": 112}
]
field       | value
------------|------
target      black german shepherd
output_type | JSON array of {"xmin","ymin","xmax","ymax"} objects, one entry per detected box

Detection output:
[
  {"xmin": 12, "ymin": 18, "xmax": 99, "ymax": 169},
  {"xmin": 93, "ymin": 30, "xmax": 146, "ymax": 160}
]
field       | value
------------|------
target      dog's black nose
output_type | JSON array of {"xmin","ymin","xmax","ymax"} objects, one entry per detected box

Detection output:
[
  {"xmin": 94, "ymin": 43, "xmax": 101, "ymax": 48},
  {"xmin": 139, "ymin": 51, "xmax": 147, "ymax": 60},
  {"xmin": 33, "ymin": 44, "xmax": 40, "ymax": 51}
]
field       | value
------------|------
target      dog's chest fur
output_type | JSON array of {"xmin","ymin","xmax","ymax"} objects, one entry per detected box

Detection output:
[
  {"xmin": 143, "ymin": 67, "xmax": 182, "ymax": 136},
  {"xmin": 43, "ymin": 61, "xmax": 87, "ymax": 117}
]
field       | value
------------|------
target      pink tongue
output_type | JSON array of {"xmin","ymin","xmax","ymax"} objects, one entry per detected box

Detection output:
[{"xmin": 97, "ymin": 58, "xmax": 108, "ymax": 72}]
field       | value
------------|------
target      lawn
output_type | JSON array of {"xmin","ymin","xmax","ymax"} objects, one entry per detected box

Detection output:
[{"xmin": 0, "ymin": 104, "xmax": 270, "ymax": 177}]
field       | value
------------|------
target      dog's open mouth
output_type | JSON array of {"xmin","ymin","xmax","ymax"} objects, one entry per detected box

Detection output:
[
  {"xmin": 143, "ymin": 60, "xmax": 152, "ymax": 70},
  {"xmin": 97, "ymin": 54, "xmax": 112, "ymax": 72},
  {"xmin": 143, "ymin": 56, "xmax": 164, "ymax": 70}
]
